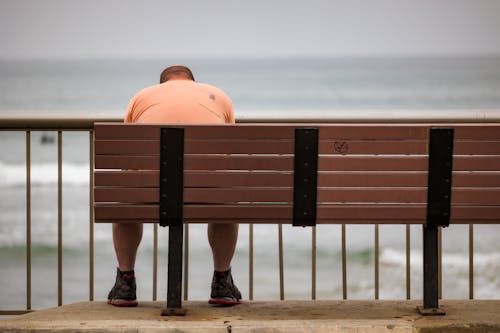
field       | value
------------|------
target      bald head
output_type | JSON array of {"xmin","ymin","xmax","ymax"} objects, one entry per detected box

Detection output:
[{"xmin": 160, "ymin": 65, "xmax": 195, "ymax": 83}]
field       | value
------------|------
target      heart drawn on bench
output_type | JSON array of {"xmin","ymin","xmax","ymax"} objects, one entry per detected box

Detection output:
[{"xmin": 333, "ymin": 141, "xmax": 348, "ymax": 154}]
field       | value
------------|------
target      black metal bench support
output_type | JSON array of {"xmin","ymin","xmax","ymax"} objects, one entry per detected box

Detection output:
[
  {"xmin": 418, "ymin": 128, "xmax": 454, "ymax": 315},
  {"xmin": 160, "ymin": 127, "xmax": 187, "ymax": 316},
  {"xmin": 293, "ymin": 128, "xmax": 319, "ymax": 227}
]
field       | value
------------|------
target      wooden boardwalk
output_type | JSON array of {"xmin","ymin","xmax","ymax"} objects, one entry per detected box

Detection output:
[{"xmin": 2, "ymin": 300, "xmax": 500, "ymax": 332}]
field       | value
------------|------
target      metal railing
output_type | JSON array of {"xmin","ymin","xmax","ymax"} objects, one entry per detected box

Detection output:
[{"xmin": 1, "ymin": 113, "xmax": 498, "ymax": 315}]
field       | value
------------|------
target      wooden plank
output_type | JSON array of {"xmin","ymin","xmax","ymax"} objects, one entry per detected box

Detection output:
[
  {"xmin": 320, "ymin": 140, "xmax": 427, "ymax": 155},
  {"xmin": 185, "ymin": 188, "xmax": 292, "ymax": 203},
  {"xmin": 95, "ymin": 139, "xmax": 296, "ymax": 155},
  {"xmin": 94, "ymin": 170, "xmax": 159, "ymax": 187},
  {"xmin": 184, "ymin": 155, "xmax": 294, "ymax": 171},
  {"xmin": 186, "ymin": 140, "xmax": 294, "ymax": 154},
  {"xmin": 451, "ymin": 188, "xmax": 500, "ymax": 205},
  {"xmin": 318, "ymin": 172, "xmax": 428, "ymax": 187},
  {"xmin": 95, "ymin": 123, "xmax": 159, "ymax": 140},
  {"xmin": 454, "ymin": 141, "xmax": 500, "ymax": 155},
  {"xmin": 318, "ymin": 156, "xmax": 428, "ymax": 171},
  {"xmin": 185, "ymin": 171, "xmax": 293, "ymax": 187},
  {"xmin": 318, "ymin": 188, "xmax": 426, "ymax": 203},
  {"xmin": 453, "ymin": 156, "xmax": 500, "ymax": 171},
  {"xmin": 95, "ymin": 203, "xmax": 427, "ymax": 220},
  {"xmin": 95, "ymin": 204, "xmax": 293, "ymax": 220},
  {"xmin": 95, "ymin": 187, "xmax": 158, "ymax": 203},
  {"xmin": 94, "ymin": 218, "xmax": 427, "ymax": 225},
  {"xmin": 95, "ymin": 123, "xmax": 500, "ymax": 140},
  {"xmin": 94, "ymin": 170, "xmax": 445, "ymax": 188},
  {"xmin": 453, "ymin": 172, "xmax": 500, "ymax": 187},
  {"xmin": 95, "ymin": 123, "xmax": 297, "ymax": 140},
  {"xmin": 95, "ymin": 140, "xmax": 159, "ymax": 155},
  {"xmin": 94, "ymin": 170, "xmax": 294, "ymax": 187},
  {"xmin": 95, "ymin": 187, "xmax": 293, "ymax": 204},
  {"xmin": 454, "ymin": 125, "xmax": 500, "ymax": 140},
  {"xmin": 95, "ymin": 155, "xmax": 295, "ymax": 171},
  {"xmin": 95, "ymin": 155, "xmax": 159, "ymax": 170},
  {"xmin": 95, "ymin": 204, "xmax": 158, "ymax": 220},
  {"xmin": 319, "ymin": 126, "xmax": 428, "ymax": 140},
  {"xmin": 185, "ymin": 126, "xmax": 295, "ymax": 139},
  {"xmin": 316, "ymin": 204, "xmax": 426, "ymax": 220},
  {"xmin": 186, "ymin": 204, "xmax": 426, "ymax": 220},
  {"xmin": 181, "ymin": 218, "xmax": 425, "ymax": 224},
  {"xmin": 95, "ymin": 187, "xmax": 430, "ymax": 204},
  {"xmin": 95, "ymin": 138, "xmax": 434, "ymax": 155},
  {"xmin": 451, "ymin": 206, "xmax": 500, "ymax": 221}
]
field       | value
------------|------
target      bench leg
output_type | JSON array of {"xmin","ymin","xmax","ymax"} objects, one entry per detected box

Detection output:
[
  {"xmin": 418, "ymin": 225, "xmax": 445, "ymax": 315},
  {"xmin": 161, "ymin": 224, "xmax": 187, "ymax": 316}
]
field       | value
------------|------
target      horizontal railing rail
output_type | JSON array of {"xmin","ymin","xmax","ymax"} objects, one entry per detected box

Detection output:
[{"xmin": 1, "ymin": 113, "xmax": 499, "ymax": 315}]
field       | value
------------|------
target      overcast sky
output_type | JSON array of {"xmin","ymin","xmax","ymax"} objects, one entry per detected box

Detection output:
[{"xmin": 1, "ymin": 0, "xmax": 500, "ymax": 59}]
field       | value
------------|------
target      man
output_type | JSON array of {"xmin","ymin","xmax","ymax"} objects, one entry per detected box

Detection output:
[{"xmin": 107, "ymin": 65, "xmax": 241, "ymax": 307}]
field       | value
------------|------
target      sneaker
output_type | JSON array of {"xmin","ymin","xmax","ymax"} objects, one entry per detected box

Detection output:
[
  {"xmin": 208, "ymin": 268, "xmax": 242, "ymax": 306},
  {"xmin": 107, "ymin": 268, "xmax": 138, "ymax": 307}
]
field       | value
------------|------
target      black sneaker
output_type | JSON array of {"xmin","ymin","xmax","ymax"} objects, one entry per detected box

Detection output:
[
  {"xmin": 107, "ymin": 268, "xmax": 138, "ymax": 307},
  {"xmin": 208, "ymin": 268, "xmax": 242, "ymax": 306}
]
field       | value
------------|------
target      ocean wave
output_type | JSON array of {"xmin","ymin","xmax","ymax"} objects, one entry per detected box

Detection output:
[
  {"xmin": 0, "ymin": 161, "xmax": 89, "ymax": 187},
  {"xmin": 380, "ymin": 247, "xmax": 500, "ymax": 270}
]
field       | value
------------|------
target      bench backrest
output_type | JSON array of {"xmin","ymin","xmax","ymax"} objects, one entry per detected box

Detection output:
[{"xmin": 94, "ymin": 123, "xmax": 500, "ymax": 225}]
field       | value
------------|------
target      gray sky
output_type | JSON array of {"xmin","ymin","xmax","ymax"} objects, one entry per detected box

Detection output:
[{"xmin": 1, "ymin": 0, "xmax": 500, "ymax": 59}]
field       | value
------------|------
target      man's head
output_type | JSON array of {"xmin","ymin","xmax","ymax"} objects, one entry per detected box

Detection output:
[{"xmin": 160, "ymin": 65, "xmax": 195, "ymax": 83}]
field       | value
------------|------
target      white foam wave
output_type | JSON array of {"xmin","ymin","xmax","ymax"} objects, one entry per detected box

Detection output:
[
  {"xmin": 0, "ymin": 161, "xmax": 89, "ymax": 187},
  {"xmin": 380, "ymin": 247, "xmax": 500, "ymax": 270}
]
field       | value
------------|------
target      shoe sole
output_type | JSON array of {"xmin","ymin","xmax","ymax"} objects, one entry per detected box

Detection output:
[
  {"xmin": 108, "ymin": 299, "xmax": 138, "ymax": 307},
  {"xmin": 208, "ymin": 298, "xmax": 242, "ymax": 306}
]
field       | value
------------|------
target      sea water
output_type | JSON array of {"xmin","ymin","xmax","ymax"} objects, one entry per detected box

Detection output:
[{"xmin": 1, "ymin": 57, "xmax": 500, "ymax": 310}]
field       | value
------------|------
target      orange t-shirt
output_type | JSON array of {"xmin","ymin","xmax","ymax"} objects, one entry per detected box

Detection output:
[{"xmin": 124, "ymin": 79, "xmax": 234, "ymax": 124}]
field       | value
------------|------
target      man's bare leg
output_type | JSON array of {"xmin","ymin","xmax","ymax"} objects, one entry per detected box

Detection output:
[
  {"xmin": 108, "ymin": 223, "xmax": 142, "ymax": 307},
  {"xmin": 113, "ymin": 223, "xmax": 143, "ymax": 271},
  {"xmin": 208, "ymin": 223, "xmax": 241, "ymax": 305},
  {"xmin": 208, "ymin": 223, "xmax": 238, "ymax": 271}
]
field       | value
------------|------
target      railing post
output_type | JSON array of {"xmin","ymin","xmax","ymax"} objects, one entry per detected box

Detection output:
[
  {"xmin": 160, "ymin": 127, "xmax": 186, "ymax": 316},
  {"xmin": 26, "ymin": 130, "xmax": 31, "ymax": 311},
  {"xmin": 418, "ymin": 127, "xmax": 453, "ymax": 315}
]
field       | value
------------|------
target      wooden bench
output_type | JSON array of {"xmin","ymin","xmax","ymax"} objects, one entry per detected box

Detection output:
[{"xmin": 93, "ymin": 122, "xmax": 500, "ymax": 316}]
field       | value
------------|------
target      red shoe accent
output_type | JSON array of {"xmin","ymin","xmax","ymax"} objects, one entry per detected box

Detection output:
[
  {"xmin": 108, "ymin": 299, "xmax": 138, "ymax": 307},
  {"xmin": 208, "ymin": 298, "xmax": 242, "ymax": 306}
]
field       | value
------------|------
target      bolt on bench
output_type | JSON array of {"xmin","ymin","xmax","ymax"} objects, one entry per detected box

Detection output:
[{"xmin": 93, "ymin": 122, "xmax": 500, "ymax": 316}]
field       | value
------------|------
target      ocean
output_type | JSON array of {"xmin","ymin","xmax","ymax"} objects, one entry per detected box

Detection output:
[{"xmin": 1, "ymin": 57, "xmax": 500, "ymax": 311}]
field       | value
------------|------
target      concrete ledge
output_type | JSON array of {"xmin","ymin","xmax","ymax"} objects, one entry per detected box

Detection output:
[{"xmin": 1, "ymin": 300, "xmax": 500, "ymax": 332}]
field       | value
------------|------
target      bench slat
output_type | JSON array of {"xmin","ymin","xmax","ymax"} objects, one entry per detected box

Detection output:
[
  {"xmin": 95, "ymin": 155, "xmax": 429, "ymax": 171},
  {"xmin": 95, "ymin": 123, "xmax": 500, "ymax": 140},
  {"xmin": 318, "ymin": 156, "xmax": 427, "ymax": 171},
  {"xmin": 95, "ymin": 170, "xmax": 429, "ymax": 187},
  {"xmin": 95, "ymin": 123, "xmax": 435, "ymax": 140},
  {"xmin": 454, "ymin": 125, "xmax": 500, "ymax": 140},
  {"xmin": 94, "ymin": 171, "xmax": 160, "ymax": 187},
  {"xmin": 94, "ymin": 204, "xmax": 427, "ymax": 220},
  {"xmin": 454, "ymin": 141, "xmax": 500, "ymax": 155},
  {"xmin": 94, "ymin": 187, "xmax": 431, "ymax": 204},
  {"xmin": 95, "ymin": 139, "xmax": 430, "ymax": 155},
  {"xmin": 453, "ymin": 156, "xmax": 500, "ymax": 171},
  {"xmin": 93, "ymin": 203, "xmax": 500, "ymax": 223},
  {"xmin": 453, "ymin": 172, "xmax": 500, "ymax": 187},
  {"xmin": 94, "ymin": 170, "xmax": 442, "ymax": 188},
  {"xmin": 94, "ymin": 171, "xmax": 294, "ymax": 187},
  {"xmin": 95, "ymin": 123, "xmax": 296, "ymax": 140},
  {"xmin": 451, "ymin": 206, "xmax": 500, "ymax": 221},
  {"xmin": 451, "ymin": 188, "xmax": 500, "ymax": 205}
]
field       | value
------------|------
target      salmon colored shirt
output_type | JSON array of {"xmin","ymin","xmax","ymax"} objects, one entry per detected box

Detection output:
[{"xmin": 124, "ymin": 79, "xmax": 234, "ymax": 124}]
